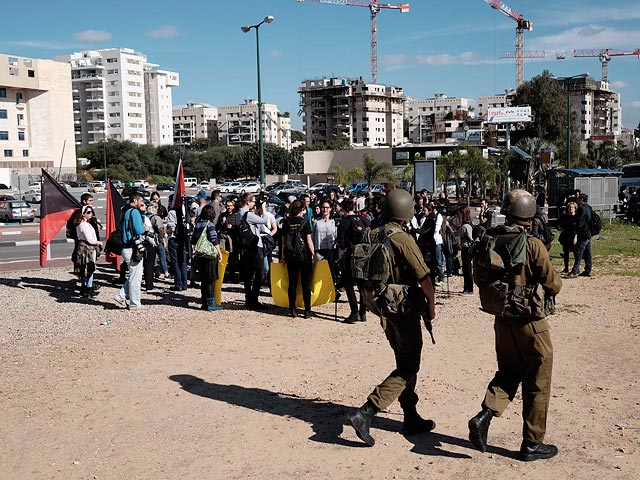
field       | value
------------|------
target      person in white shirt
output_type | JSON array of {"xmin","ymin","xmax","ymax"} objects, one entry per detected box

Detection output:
[
  {"xmin": 313, "ymin": 198, "xmax": 338, "ymax": 282},
  {"xmin": 75, "ymin": 205, "xmax": 103, "ymax": 297},
  {"xmin": 257, "ymin": 201, "xmax": 278, "ymax": 283},
  {"xmin": 432, "ymin": 205, "xmax": 445, "ymax": 286}
]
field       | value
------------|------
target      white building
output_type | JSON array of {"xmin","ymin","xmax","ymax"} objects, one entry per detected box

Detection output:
[
  {"xmin": 217, "ymin": 99, "xmax": 291, "ymax": 150},
  {"xmin": 405, "ymin": 93, "xmax": 471, "ymax": 143},
  {"xmin": 55, "ymin": 48, "xmax": 178, "ymax": 147},
  {"xmin": 172, "ymin": 103, "xmax": 219, "ymax": 146},
  {"xmin": 298, "ymin": 77, "xmax": 405, "ymax": 148},
  {"xmin": 0, "ymin": 53, "xmax": 76, "ymax": 177}
]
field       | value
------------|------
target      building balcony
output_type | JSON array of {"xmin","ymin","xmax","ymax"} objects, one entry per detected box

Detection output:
[
  {"xmin": 87, "ymin": 118, "xmax": 105, "ymax": 124},
  {"xmin": 71, "ymin": 74, "xmax": 104, "ymax": 81},
  {"xmin": 71, "ymin": 63, "xmax": 104, "ymax": 70},
  {"xmin": 88, "ymin": 128, "xmax": 105, "ymax": 134},
  {"xmin": 87, "ymin": 107, "xmax": 104, "ymax": 113},
  {"xmin": 86, "ymin": 97, "xmax": 104, "ymax": 103},
  {"xmin": 86, "ymin": 85, "xmax": 104, "ymax": 92}
]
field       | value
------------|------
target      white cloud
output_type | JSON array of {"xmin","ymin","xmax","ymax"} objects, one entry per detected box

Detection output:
[
  {"xmin": 530, "ymin": 25, "xmax": 640, "ymax": 51},
  {"xmin": 147, "ymin": 25, "xmax": 182, "ymax": 39},
  {"xmin": 416, "ymin": 51, "xmax": 498, "ymax": 66},
  {"xmin": 380, "ymin": 54, "xmax": 407, "ymax": 66},
  {"xmin": 534, "ymin": 5, "xmax": 640, "ymax": 27},
  {"xmin": 611, "ymin": 81, "xmax": 627, "ymax": 89},
  {"xmin": 630, "ymin": 101, "xmax": 640, "ymax": 108},
  {"xmin": 72, "ymin": 30, "xmax": 112, "ymax": 43},
  {"xmin": 268, "ymin": 50, "xmax": 283, "ymax": 59},
  {"xmin": 0, "ymin": 40, "xmax": 80, "ymax": 50}
]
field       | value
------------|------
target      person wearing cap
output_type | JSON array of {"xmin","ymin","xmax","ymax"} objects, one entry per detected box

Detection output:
[
  {"xmin": 194, "ymin": 189, "xmax": 208, "ymax": 221},
  {"xmin": 346, "ymin": 188, "xmax": 437, "ymax": 447},
  {"xmin": 468, "ymin": 190, "xmax": 562, "ymax": 462}
]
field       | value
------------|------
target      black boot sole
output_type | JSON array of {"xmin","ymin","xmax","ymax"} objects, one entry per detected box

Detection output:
[
  {"xmin": 347, "ymin": 414, "xmax": 375, "ymax": 447},
  {"xmin": 519, "ymin": 445, "xmax": 558, "ymax": 462}
]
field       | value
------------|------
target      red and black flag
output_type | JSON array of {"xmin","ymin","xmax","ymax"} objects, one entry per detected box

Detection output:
[
  {"xmin": 105, "ymin": 179, "xmax": 125, "ymax": 269},
  {"xmin": 39, "ymin": 169, "xmax": 81, "ymax": 267}
]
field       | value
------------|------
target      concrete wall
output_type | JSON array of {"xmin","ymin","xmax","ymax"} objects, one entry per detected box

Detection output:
[{"xmin": 303, "ymin": 147, "xmax": 392, "ymax": 175}]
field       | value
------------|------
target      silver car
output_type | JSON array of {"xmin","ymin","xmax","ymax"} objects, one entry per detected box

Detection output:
[{"xmin": 0, "ymin": 200, "xmax": 36, "ymax": 222}]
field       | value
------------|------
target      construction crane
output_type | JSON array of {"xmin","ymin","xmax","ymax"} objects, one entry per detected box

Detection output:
[
  {"xmin": 484, "ymin": 0, "xmax": 533, "ymax": 88},
  {"xmin": 296, "ymin": 0, "xmax": 410, "ymax": 84},
  {"xmin": 573, "ymin": 48, "xmax": 640, "ymax": 83}
]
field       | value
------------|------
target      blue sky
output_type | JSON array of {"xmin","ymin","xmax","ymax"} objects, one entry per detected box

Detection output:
[{"xmin": 2, "ymin": 0, "xmax": 639, "ymax": 132}]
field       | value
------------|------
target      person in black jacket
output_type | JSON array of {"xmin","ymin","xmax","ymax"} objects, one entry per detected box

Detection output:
[
  {"xmin": 191, "ymin": 205, "xmax": 223, "ymax": 311},
  {"xmin": 566, "ymin": 194, "xmax": 592, "ymax": 278}
]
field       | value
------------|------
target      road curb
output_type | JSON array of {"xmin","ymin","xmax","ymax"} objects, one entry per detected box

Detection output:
[{"xmin": 0, "ymin": 238, "xmax": 74, "ymax": 248}]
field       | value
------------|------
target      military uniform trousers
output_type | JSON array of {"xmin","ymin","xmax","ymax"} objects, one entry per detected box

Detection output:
[
  {"xmin": 368, "ymin": 313, "xmax": 423, "ymax": 411},
  {"xmin": 483, "ymin": 316, "xmax": 553, "ymax": 443}
]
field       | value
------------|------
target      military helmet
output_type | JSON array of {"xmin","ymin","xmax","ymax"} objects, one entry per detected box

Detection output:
[
  {"xmin": 501, "ymin": 189, "xmax": 536, "ymax": 221},
  {"xmin": 382, "ymin": 189, "xmax": 414, "ymax": 222}
]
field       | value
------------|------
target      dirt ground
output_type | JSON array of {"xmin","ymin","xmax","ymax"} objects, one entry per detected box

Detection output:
[{"xmin": 0, "ymin": 265, "xmax": 638, "ymax": 480}]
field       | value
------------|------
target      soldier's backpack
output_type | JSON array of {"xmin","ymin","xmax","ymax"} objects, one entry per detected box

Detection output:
[
  {"xmin": 351, "ymin": 225, "xmax": 424, "ymax": 318},
  {"xmin": 238, "ymin": 212, "xmax": 259, "ymax": 250},
  {"xmin": 532, "ymin": 212, "xmax": 554, "ymax": 250},
  {"xmin": 473, "ymin": 225, "xmax": 545, "ymax": 320},
  {"xmin": 347, "ymin": 215, "xmax": 366, "ymax": 247},
  {"xmin": 589, "ymin": 208, "xmax": 602, "ymax": 236},
  {"xmin": 284, "ymin": 219, "xmax": 308, "ymax": 262}
]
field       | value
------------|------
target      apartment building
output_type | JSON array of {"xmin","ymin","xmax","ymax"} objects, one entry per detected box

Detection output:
[
  {"xmin": 55, "ymin": 48, "xmax": 179, "ymax": 147},
  {"xmin": 561, "ymin": 76, "xmax": 622, "ymax": 142},
  {"xmin": 217, "ymin": 99, "xmax": 291, "ymax": 150},
  {"xmin": 0, "ymin": 53, "xmax": 76, "ymax": 177},
  {"xmin": 172, "ymin": 102, "xmax": 219, "ymax": 146},
  {"xmin": 298, "ymin": 77, "xmax": 405, "ymax": 148},
  {"xmin": 406, "ymin": 93, "xmax": 471, "ymax": 143}
]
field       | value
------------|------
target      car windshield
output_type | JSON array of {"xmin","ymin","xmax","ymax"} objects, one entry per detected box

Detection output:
[{"xmin": 10, "ymin": 202, "xmax": 29, "ymax": 208}]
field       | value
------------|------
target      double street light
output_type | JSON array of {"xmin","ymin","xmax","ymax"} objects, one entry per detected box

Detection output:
[
  {"xmin": 553, "ymin": 73, "xmax": 589, "ymax": 169},
  {"xmin": 241, "ymin": 15, "xmax": 274, "ymax": 188}
]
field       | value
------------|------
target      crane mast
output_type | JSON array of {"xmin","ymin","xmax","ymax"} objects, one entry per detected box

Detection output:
[
  {"xmin": 484, "ymin": 0, "xmax": 533, "ymax": 88},
  {"xmin": 573, "ymin": 48, "xmax": 640, "ymax": 84},
  {"xmin": 296, "ymin": 0, "xmax": 410, "ymax": 84}
]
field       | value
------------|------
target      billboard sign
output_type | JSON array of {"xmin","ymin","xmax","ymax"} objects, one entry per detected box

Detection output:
[
  {"xmin": 487, "ymin": 106, "xmax": 532, "ymax": 124},
  {"xmin": 414, "ymin": 160, "xmax": 436, "ymax": 193}
]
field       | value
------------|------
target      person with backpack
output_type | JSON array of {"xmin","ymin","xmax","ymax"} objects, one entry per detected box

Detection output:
[
  {"xmin": 458, "ymin": 205, "xmax": 474, "ymax": 295},
  {"xmin": 558, "ymin": 201, "xmax": 578, "ymax": 273},
  {"xmin": 566, "ymin": 194, "xmax": 593, "ymax": 278},
  {"xmin": 530, "ymin": 205, "xmax": 555, "ymax": 251},
  {"xmin": 237, "ymin": 193, "xmax": 269, "ymax": 310},
  {"xmin": 191, "ymin": 204, "xmax": 223, "ymax": 311},
  {"xmin": 468, "ymin": 189, "xmax": 562, "ymax": 462},
  {"xmin": 281, "ymin": 199, "xmax": 315, "ymax": 318},
  {"xmin": 337, "ymin": 198, "xmax": 370, "ymax": 323},
  {"xmin": 346, "ymin": 189, "xmax": 437, "ymax": 447}
]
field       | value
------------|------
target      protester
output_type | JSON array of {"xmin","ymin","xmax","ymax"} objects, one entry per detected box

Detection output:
[
  {"xmin": 74, "ymin": 205, "xmax": 102, "ymax": 297},
  {"xmin": 167, "ymin": 194, "xmax": 189, "ymax": 291},
  {"xmin": 237, "ymin": 193, "xmax": 269, "ymax": 310},
  {"xmin": 313, "ymin": 198, "xmax": 338, "ymax": 283},
  {"xmin": 191, "ymin": 204, "xmax": 223, "ymax": 311}
]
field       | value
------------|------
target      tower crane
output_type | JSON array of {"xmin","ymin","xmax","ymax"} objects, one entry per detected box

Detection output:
[
  {"xmin": 573, "ymin": 48, "xmax": 640, "ymax": 84},
  {"xmin": 484, "ymin": 0, "xmax": 533, "ymax": 88},
  {"xmin": 296, "ymin": 0, "xmax": 410, "ymax": 84}
]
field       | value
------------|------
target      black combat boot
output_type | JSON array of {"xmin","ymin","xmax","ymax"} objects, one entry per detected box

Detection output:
[
  {"xmin": 344, "ymin": 312, "xmax": 360, "ymax": 324},
  {"xmin": 518, "ymin": 440, "xmax": 558, "ymax": 462},
  {"xmin": 347, "ymin": 401, "xmax": 379, "ymax": 446},
  {"xmin": 468, "ymin": 407, "xmax": 494, "ymax": 452},
  {"xmin": 401, "ymin": 406, "xmax": 436, "ymax": 435}
]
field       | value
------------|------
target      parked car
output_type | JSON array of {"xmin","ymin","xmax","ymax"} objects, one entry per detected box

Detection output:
[
  {"xmin": 155, "ymin": 182, "xmax": 175, "ymax": 191},
  {"xmin": 184, "ymin": 177, "xmax": 198, "ymax": 188},
  {"xmin": 0, "ymin": 201, "xmax": 36, "ymax": 222},
  {"xmin": 370, "ymin": 183, "xmax": 390, "ymax": 194},
  {"xmin": 220, "ymin": 181, "xmax": 242, "ymax": 193},
  {"xmin": 275, "ymin": 184, "xmax": 307, "ymax": 196},
  {"xmin": 0, "ymin": 183, "xmax": 11, "ymax": 190},
  {"xmin": 121, "ymin": 186, "xmax": 150, "ymax": 198},
  {"xmin": 266, "ymin": 182, "xmax": 285, "ymax": 192},
  {"xmin": 27, "ymin": 183, "xmax": 42, "ymax": 191},
  {"xmin": 132, "ymin": 180, "xmax": 149, "ymax": 188},
  {"xmin": 309, "ymin": 182, "xmax": 331, "ymax": 193},
  {"xmin": 89, "ymin": 182, "xmax": 106, "ymax": 193},
  {"xmin": 23, "ymin": 189, "xmax": 42, "ymax": 203},
  {"xmin": 199, "ymin": 181, "xmax": 210, "ymax": 190},
  {"xmin": 110, "ymin": 180, "xmax": 124, "ymax": 189},
  {"xmin": 349, "ymin": 182, "xmax": 369, "ymax": 194},
  {"xmin": 0, "ymin": 194, "xmax": 16, "ymax": 201},
  {"xmin": 78, "ymin": 181, "xmax": 89, "ymax": 188},
  {"xmin": 236, "ymin": 182, "xmax": 261, "ymax": 194}
]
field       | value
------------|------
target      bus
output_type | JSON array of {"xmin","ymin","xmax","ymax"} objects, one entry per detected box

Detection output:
[{"xmin": 620, "ymin": 163, "xmax": 640, "ymax": 194}]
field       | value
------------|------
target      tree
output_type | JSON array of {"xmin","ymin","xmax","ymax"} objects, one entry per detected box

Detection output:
[
  {"xmin": 460, "ymin": 147, "xmax": 495, "ymax": 202},
  {"xmin": 362, "ymin": 153, "xmax": 394, "ymax": 187},
  {"xmin": 291, "ymin": 130, "xmax": 305, "ymax": 143},
  {"xmin": 334, "ymin": 165, "xmax": 363, "ymax": 190}
]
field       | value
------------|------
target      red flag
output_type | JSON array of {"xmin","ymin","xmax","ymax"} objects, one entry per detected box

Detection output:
[
  {"xmin": 105, "ymin": 179, "xmax": 125, "ymax": 270},
  {"xmin": 39, "ymin": 169, "xmax": 81, "ymax": 267},
  {"xmin": 171, "ymin": 159, "xmax": 185, "ymax": 210}
]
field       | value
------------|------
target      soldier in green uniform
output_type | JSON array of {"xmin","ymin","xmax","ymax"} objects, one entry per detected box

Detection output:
[
  {"xmin": 347, "ymin": 189, "xmax": 437, "ymax": 447},
  {"xmin": 468, "ymin": 190, "xmax": 563, "ymax": 461}
]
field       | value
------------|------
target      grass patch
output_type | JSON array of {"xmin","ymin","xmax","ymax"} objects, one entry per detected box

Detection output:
[{"xmin": 549, "ymin": 221, "xmax": 640, "ymax": 277}]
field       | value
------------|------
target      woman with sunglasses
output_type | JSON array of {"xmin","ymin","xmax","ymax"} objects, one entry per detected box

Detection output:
[{"xmin": 74, "ymin": 205, "xmax": 103, "ymax": 297}]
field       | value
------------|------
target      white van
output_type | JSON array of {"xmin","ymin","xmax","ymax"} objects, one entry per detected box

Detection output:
[{"xmin": 184, "ymin": 177, "xmax": 198, "ymax": 188}]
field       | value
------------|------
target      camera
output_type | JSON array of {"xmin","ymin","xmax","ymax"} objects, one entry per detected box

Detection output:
[{"xmin": 134, "ymin": 235, "xmax": 146, "ymax": 254}]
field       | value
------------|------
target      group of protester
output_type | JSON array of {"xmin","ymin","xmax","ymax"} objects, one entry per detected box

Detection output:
[{"xmin": 617, "ymin": 185, "xmax": 640, "ymax": 224}]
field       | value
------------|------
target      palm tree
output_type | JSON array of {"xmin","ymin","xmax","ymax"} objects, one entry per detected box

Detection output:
[{"xmin": 362, "ymin": 153, "xmax": 393, "ymax": 188}]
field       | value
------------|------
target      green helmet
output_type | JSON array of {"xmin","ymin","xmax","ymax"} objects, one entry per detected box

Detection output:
[
  {"xmin": 502, "ymin": 189, "xmax": 536, "ymax": 222},
  {"xmin": 382, "ymin": 189, "xmax": 414, "ymax": 222}
]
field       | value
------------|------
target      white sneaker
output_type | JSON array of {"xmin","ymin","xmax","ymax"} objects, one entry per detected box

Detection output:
[{"xmin": 114, "ymin": 295, "xmax": 127, "ymax": 308}]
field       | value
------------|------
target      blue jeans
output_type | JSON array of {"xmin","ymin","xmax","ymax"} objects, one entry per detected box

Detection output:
[
  {"xmin": 168, "ymin": 237, "xmax": 188, "ymax": 289},
  {"xmin": 571, "ymin": 238, "xmax": 592, "ymax": 274},
  {"xmin": 156, "ymin": 241, "xmax": 168, "ymax": 274},
  {"xmin": 435, "ymin": 244, "xmax": 446, "ymax": 281}
]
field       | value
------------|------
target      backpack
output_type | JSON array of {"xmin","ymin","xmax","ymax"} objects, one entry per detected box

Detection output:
[
  {"xmin": 238, "ymin": 212, "xmax": 259, "ymax": 250},
  {"xmin": 442, "ymin": 227, "xmax": 458, "ymax": 257},
  {"xmin": 66, "ymin": 209, "xmax": 81, "ymax": 240},
  {"xmin": 284, "ymin": 219, "xmax": 308, "ymax": 262},
  {"xmin": 348, "ymin": 215, "xmax": 366, "ymax": 247},
  {"xmin": 589, "ymin": 208, "xmax": 602, "ymax": 236},
  {"xmin": 351, "ymin": 226, "xmax": 424, "ymax": 318},
  {"xmin": 104, "ymin": 230, "xmax": 123, "ymax": 256},
  {"xmin": 532, "ymin": 213, "xmax": 554, "ymax": 248},
  {"xmin": 473, "ymin": 226, "xmax": 545, "ymax": 320}
]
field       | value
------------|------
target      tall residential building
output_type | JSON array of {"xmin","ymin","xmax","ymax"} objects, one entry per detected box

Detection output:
[
  {"xmin": 298, "ymin": 77, "xmax": 405, "ymax": 147},
  {"xmin": 406, "ymin": 93, "xmax": 471, "ymax": 143},
  {"xmin": 560, "ymin": 76, "xmax": 621, "ymax": 142},
  {"xmin": 55, "ymin": 48, "xmax": 178, "ymax": 147},
  {"xmin": 0, "ymin": 53, "xmax": 76, "ymax": 177},
  {"xmin": 172, "ymin": 103, "xmax": 219, "ymax": 146},
  {"xmin": 217, "ymin": 99, "xmax": 291, "ymax": 150}
]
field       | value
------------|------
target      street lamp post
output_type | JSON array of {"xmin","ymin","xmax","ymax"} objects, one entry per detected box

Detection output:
[{"xmin": 242, "ymin": 15, "xmax": 274, "ymax": 187}]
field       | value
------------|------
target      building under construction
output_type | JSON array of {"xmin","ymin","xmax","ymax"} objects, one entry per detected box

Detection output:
[{"xmin": 298, "ymin": 77, "xmax": 405, "ymax": 148}]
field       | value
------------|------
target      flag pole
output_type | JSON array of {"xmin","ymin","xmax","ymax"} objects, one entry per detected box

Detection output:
[{"xmin": 57, "ymin": 140, "xmax": 66, "ymax": 181}]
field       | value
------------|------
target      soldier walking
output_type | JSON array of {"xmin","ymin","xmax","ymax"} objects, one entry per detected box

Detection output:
[
  {"xmin": 346, "ymin": 189, "xmax": 437, "ymax": 446},
  {"xmin": 468, "ymin": 190, "xmax": 562, "ymax": 461}
]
